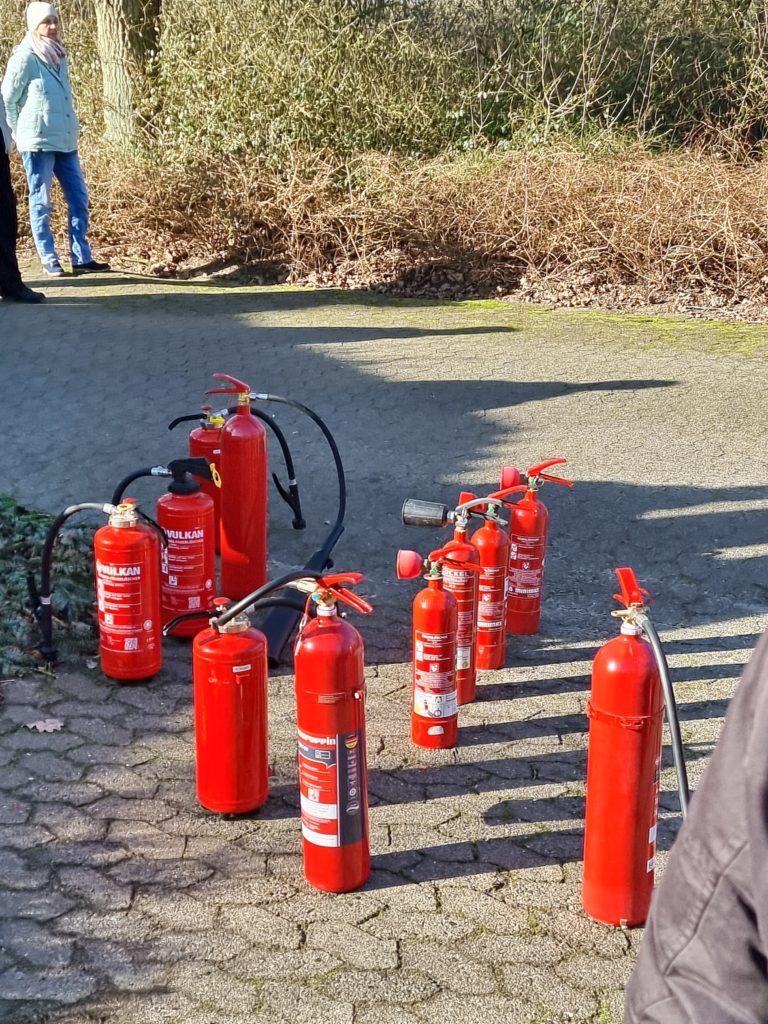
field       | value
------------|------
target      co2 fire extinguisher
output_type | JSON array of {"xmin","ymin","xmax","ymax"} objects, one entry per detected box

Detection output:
[
  {"xmin": 293, "ymin": 573, "xmax": 373, "ymax": 892},
  {"xmin": 397, "ymin": 545, "xmax": 481, "ymax": 749},
  {"xmin": 503, "ymin": 458, "xmax": 573, "ymax": 635},
  {"xmin": 468, "ymin": 497, "xmax": 511, "ymax": 671},
  {"xmin": 112, "ymin": 458, "xmax": 218, "ymax": 638},
  {"xmin": 205, "ymin": 374, "xmax": 268, "ymax": 600},
  {"xmin": 582, "ymin": 568, "xmax": 690, "ymax": 928},
  {"xmin": 30, "ymin": 499, "xmax": 166, "ymax": 681}
]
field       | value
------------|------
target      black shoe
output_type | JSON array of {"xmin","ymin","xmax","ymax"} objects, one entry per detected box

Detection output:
[
  {"xmin": 1, "ymin": 284, "xmax": 45, "ymax": 303},
  {"xmin": 72, "ymin": 260, "xmax": 111, "ymax": 275}
]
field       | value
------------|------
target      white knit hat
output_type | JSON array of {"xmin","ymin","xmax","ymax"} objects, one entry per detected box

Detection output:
[{"xmin": 26, "ymin": 2, "xmax": 59, "ymax": 34}]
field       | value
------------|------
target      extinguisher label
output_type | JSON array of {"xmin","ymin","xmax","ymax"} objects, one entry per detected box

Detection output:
[
  {"xmin": 508, "ymin": 535, "xmax": 544, "ymax": 596},
  {"xmin": 96, "ymin": 560, "xmax": 156, "ymax": 654},
  {"xmin": 297, "ymin": 728, "xmax": 365, "ymax": 848},
  {"xmin": 443, "ymin": 568, "xmax": 475, "ymax": 673},
  {"xmin": 456, "ymin": 647, "xmax": 471, "ymax": 671},
  {"xmin": 414, "ymin": 630, "xmax": 457, "ymax": 718},
  {"xmin": 161, "ymin": 527, "xmax": 212, "ymax": 616},
  {"xmin": 477, "ymin": 566, "xmax": 506, "ymax": 631}
]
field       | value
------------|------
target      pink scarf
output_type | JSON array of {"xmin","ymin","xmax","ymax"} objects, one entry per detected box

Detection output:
[{"xmin": 29, "ymin": 32, "xmax": 66, "ymax": 72}]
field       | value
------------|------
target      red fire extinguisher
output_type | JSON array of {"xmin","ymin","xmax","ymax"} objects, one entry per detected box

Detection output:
[
  {"xmin": 206, "ymin": 373, "xmax": 268, "ymax": 600},
  {"xmin": 469, "ymin": 498, "xmax": 511, "ymax": 671},
  {"xmin": 93, "ymin": 500, "xmax": 163, "ymax": 681},
  {"xmin": 293, "ymin": 573, "xmax": 373, "ymax": 892},
  {"xmin": 503, "ymin": 457, "xmax": 573, "ymax": 635},
  {"xmin": 582, "ymin": 568, "xmax": 690, "ymax": 927},
  {"xmin": 439, "ymin": 499, "xmax": 480, "ymax": 705},
  {"xmin": 397, "ymin": 545, "xmax": 481, "ymax": 749},
  {"xmin": 187, "ymin": 405, "xmax": 226, "ymax": 551},
  {"xmin": 157, "ymin": 461, "xmax": 217, "ymax": 638},
  {"xmin": 191, "ymin": 597, "xmax": 270, "ymax": 814}
]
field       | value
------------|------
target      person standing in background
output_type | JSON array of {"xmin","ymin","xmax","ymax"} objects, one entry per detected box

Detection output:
[
  {"xmin": 0, "ymin": 85, "xmax": 44, "ymax": 302},
  {"xmin": 1, "ymin": 2, "xmax": 110, "ymax": 278}
]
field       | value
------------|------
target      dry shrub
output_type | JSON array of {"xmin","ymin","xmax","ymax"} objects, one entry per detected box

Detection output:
[{"xmin": 74, "ymin": 144, "xmax": 768, "ymax": 308}]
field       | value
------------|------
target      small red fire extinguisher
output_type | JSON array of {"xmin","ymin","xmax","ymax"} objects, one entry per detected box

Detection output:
[
  {"xmin": 191, "ymin": 597, "xmax": 270, "ymax": 814},
  {"xmin": 184, "ymin": 405, "xmax": 226, "ymax": 551},
  {"xmin": 438, "ymin": 499, "xmax": 480, "ymax": 705},
  {"xmin": 94, "ymin": 500, "xmax": 163, "ymax": 681},
  {"xmin": 397, "ymin": 545, "xmax": 481, "ymax": 749},
  {"xmin": 293, "ymin": 573, "xmax": 373, "ymax": 892},
  {"xmin": 582, "ymin": 568, "xmax": 690, "ymax": 927},
  {"xmin": 469, "ymin": 498, "xmax": 511, "ymax": 671},
  {"xmin": 206, "ymin": 374, "xmax": 268, "ymax": 600},
  {"xmin": 157, "ymin": 460, "xmax": 217, "ymax": 638},
  {"xmin": 503, "ymin": 457, "xmax": 573, "ymax": 635}
]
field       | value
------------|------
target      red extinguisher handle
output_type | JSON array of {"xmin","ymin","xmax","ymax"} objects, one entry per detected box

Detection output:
[
  {"xmin": 315, "ymin": 573, "xmax": 374, "ymax": 615},
  {"xmin": 527, "ymin": 457, "xmax": 567, "ymax": 476},
  {"xmin": 613, "ymin": 567, "xmax": 652, "ymax": 608},
  {"xmin": 206, "ymin": 373, "xmax": 251, "ymax": 395}
]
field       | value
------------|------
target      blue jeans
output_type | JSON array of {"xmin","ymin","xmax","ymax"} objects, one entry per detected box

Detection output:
[{"xmin": 21, "ymin": 150, "xmax": 93, "ymax": 269}]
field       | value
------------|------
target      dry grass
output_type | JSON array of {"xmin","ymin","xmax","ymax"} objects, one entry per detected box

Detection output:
[{"xmin": 27, "ymin": 144, "xmax": 765, "ymax": 312}]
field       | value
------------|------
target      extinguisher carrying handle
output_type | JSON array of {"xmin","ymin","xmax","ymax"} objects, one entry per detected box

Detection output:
[
  {"xmin": 206, "ymin": 373, "xmax": 251, "ymax": 396},
  {"xmin": 613, "ymin": 567, "xmax": 652, "ymax": 608},
  {"xmin": 427, "ymin": 543, "xmax": 484, "ymax": 571},
  {"xmin": 526, "ymin": 457, "xmax": 574, "ymax": 488},
  {"xmin": 313, "ymin": 573, "xmax": 373, "ymax": 615}
]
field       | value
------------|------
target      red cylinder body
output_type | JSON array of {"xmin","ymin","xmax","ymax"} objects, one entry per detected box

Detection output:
[
  {"xmin": 411, "ymin": 575, "xmax": 458, "ymax": 749},
  {"xmin": 189, "ymin": 420, "xmax": 224, "ymax": 553},
  {"xmin": 582, "ymin": 626, "xmax": 664, "ymax": 927},
  {"xmin": 94, "ymin": 517, "xmax": 162, "ymax": 681},
  {"xmin": 294, "ymin": 606, "xmax": 370, "ymax": 892},
  {"xmin": 472, "ymin": 517, "xmax": 509, "ymax": 670},
  {"xmin": 506, "ymin": 489, "xmax": 549, "ymax": 635},
  {"xmin": 441, "ymin": 528, "xmax": 480, "ymax": 705},
  {"xmin": 192, "ymin": 621, "xmax": 269, "ymax": 813},
  {"xmin": 157, "ymin": 491, "xmax": 216, "ymax": 637},
  {"xmin": 219, "ymin": 403, "xmax": 268, "ymax": 600}
]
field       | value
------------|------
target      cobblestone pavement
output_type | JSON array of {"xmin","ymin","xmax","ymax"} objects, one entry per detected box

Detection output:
[{"xmin": 0, "ymin": 275, "xmax": 767, "ymax": 1022}]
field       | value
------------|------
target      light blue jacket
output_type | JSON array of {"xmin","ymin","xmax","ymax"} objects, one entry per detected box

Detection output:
[{"xmin": 1, "ymin": 37, "xmax": 79, "ymax": 153}]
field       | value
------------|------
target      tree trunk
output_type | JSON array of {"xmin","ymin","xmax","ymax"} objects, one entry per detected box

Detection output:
[{"xmin": 94, "ymin": 0, "xmax": 161, "ymax": 149}]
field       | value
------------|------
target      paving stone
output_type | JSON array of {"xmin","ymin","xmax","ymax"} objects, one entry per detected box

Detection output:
[
  {"xmin": 17, "ymin": 751, "xmax": 84, "ymax": 782},
  {"xmin": 55, "ymin": 674, "xmax": 113, "ymax": 702},
  {"xmin": 54, "ymin": 909, "xmax": 154, "ymax": 944},
  {"xmin": 316, "ymin": 968, "xmax": 439, "ymax": 1004},
  {"xmin": 86, "ymin": 796, "xmax": 176, "ymax": 822},
  {"xmin": 58, "ymin": 866, "xmax": 132, "ymax": 911},
  {"xmin": 107, "ymin": 820, "xmax": 186, "ymax": 860},
  {"xmin": 66, "ymin": 717, "xmax": 134, "ymax": 744},
  {"xmin": 184, "ymin": 838, "xmax": 267, "ymax": 876},
  {"xmin": 362, "ymin": 909, "xmax": 475, "ymax": 942},
  {"xmin": 400, "ymin": 938, "xmax": 498, "ymax": 995},
  {"xmin": 416, "ymin": 991, "xmax": 537, "ymax": 1024},
  {"xmin": 48, "ymin": 700, "xmax": 125, "ymax": 720},
  {"xmin": 499, "ymin": 962, "xmax": 598, "ymax": 1021},
  {"xmin": 306, "ymin": 920, "xmax": 398, "ymax": 969},
  {"xmin": 169, "ymin": 962, "xmax": 261, "ymax": 1014},
  {"xmin": 225, "ymin": 946, "xmax": 342, "ymax": 983},
  {"xmin": 0, "ymin": 890, "xmax": 75, "ymax": 922},
  {"xmin": 132, "ymin": 892, "xmax": 219, "ymax": 931},
  {"xmin": 29, "ymin": 841, "xmax": 128, "ymax": 868},
  {"xmin": 0, "ymin": 768, "xmax": 37, "ymax": 790},
  {"xmin": 158, "ymin": 810, "xmax": 255, "ymax": 839},
  {"xmin": 556, "ymin": 952, "xmax": 635, "ymax": 991},
  {"xmin": 108, "ymin": 859, "xmax": 213, "ymax": 888},
  {"xmin": 63, "ymin": 992, "xmax": 203, "ymax": 1024},
  {"xmin": 274, "ymin": 890, "xmax": 387, "ymax": 926},
  {"xmin": 461, "ymin": 930, "xmax": 568, "ymax": 967},
  {"xmin": 17, "ymin": 781, "xmax": 104, "ymax": 807},
  {"xmin": 438, "ymin": 887, "xmax": 522, "ymax": 932},
  {"xmin": 0, "ymin": 966, "xmax": 97, "ymax": 1004},
  {"xmin": 86, "ymin": 765, "xmax": 159, "ymax": 799},
  {"xmin": 265, "ymin": 853, "xmax": 304, "ymax": 878},
  {"xmin": 354, "ymin": 1007, "xmax": 422, "ymax": 1024},
  {"xmin": 80, "ymin": 939, "xmax": 172, "ymax": 991},
  {"xmin": 32, "ymin": 805, "xmax": 108, "ymax": 843},
  {"xmin": 0, "ymin": 797, "xmax": 30, "ymax": 824},
  {"xmin": 224, "ymin": 906, "xmax": 302, "ymax": 948},
  {"xmin": 0, "ymin": 919, "xmax": 73, "ymax": 967},
  {"xmin": 0, "ymin": 850, "xmax": 50, "ymax": 891},
  {"xmin": 67, "ymin": 744, "xmax": 156, "ymax": 767},
  {"xmin": 144, "ymin": 929, "xmax": 251, "ymax": 964},
  {"xmin": 0, "ymin": 824, "xmax": 53, "ymax": 851},
  {"xmin": 537, "ymin": 910, "xmax": 630, "ymax": 958},
  {"xmin": 2, "ymin": 729, "xmax": 83, "ymax": 754},
  {"xmin": 259, "ymin": 981, "xmax": 354, "ymax": 1024}
]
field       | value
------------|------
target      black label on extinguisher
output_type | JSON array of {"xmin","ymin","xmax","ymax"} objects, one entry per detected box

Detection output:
[{"xmin": 298, "ymin": 728, "xmax": 366, "ymax": 848}]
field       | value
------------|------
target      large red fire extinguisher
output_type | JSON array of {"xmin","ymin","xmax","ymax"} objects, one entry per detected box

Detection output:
[
  {"xmin": 191, "ymin": 597, "xmax": 270, "ymax": 814},
  {"xmin": 582, "ymin": 568, "xmax": 690, "ymax": 927},
  {"xmin": 293, "ymin": 573, "xmax": 373, "ymax": 892},
  {"xmin": 397, "ymin": 545, "xmax": 480, "ymax": 749},
  {"xmin": 157, "ymin": 461, "xmax": 217, "ymax": 638},
  {"xmin": 503, "ymin": 458, "xmax": 573, "ymax": 635},
  {"xmin": 93, "ymin": 500, "xmax": 163, "ymax": 681},
  {"xmin": 181, "ymin": 405, "xmax": 226, "ymax": 551},
  {"xmin": 206, "ymin": 373, "xmax": 268, "ymax": 600},
  {"xmin": 30, "ymin": 500, "xmax": 166, "ymax": 681}
]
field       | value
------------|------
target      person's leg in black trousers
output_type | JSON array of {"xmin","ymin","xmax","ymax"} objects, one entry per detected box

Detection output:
[{"xmin": 0, "ymin": 148, "xmax": 44, "ymax": 303}]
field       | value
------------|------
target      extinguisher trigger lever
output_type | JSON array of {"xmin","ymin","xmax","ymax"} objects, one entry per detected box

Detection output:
[
  {"xmin": 612, "ymin": 567, "xmax": 652, "ymax": 610},
  {"xmin": 525, "ymin": 458, "xmax": 573, "ymax": 489}
]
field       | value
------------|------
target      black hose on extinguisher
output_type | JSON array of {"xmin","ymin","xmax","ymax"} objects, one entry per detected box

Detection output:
[
  {"xmin": 249, "ymin": 393, "xmax": 346, "ymax": 664},
  {"xmin": 638, "ymin": 613, "xmax": 691, "ymax": 819},
  {"xmin": 110, "ymin": 466, "xmax": 170, "ymax": 506},
  {"xmin": 163, "ymin": 593, "xmax": 316, "ymax": 637},
  {"xmin": 28, "ymin": 502, "xmax": 115, "ymax": 662}
]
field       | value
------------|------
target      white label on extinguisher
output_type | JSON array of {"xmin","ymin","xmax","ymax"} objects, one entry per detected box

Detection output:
[
  {"xmin": 414, "ymin": 629, "xmax": 457, "ymax": 719},
  {"xmin": 477, "ymin": 566, "xmax": 506, "ymax": 631},
  {"xmin": 443, "ymin": 567, "xmax": 476, "ymax": 673},
  {"xmin": 297, "ymin": 728, "xmax": 365, "ymax": 848},
  {"xmin": 161, "ymin": 524, "xmax": 211, "ymax": 616},
  {"xmin": 456, "ymin": 647, "xmax": 471, "ymax": 670},
  {"xmin": 648, "ymin": 824, "xmax": 657, "ymax": 844},
  {"xmin": 508, "ymin": 535, "xmax": 544, "ymax": 596},
  {"xmin": 233, "ymin": 664, "xmax": 251, "ymax": 674},
  {"xmin": 647, "ymin": 857, "xmax": 655, "ymax": 873},
  {"xmin": 96, "ymin": 559, "xmax": 154, "ymax": 654}
]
